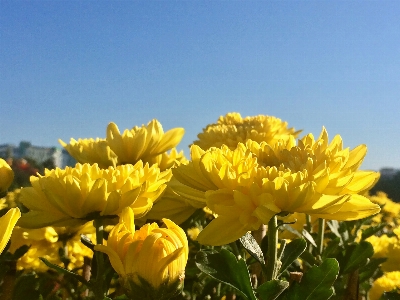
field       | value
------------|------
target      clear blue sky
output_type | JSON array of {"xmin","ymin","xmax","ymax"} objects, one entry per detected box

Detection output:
[{"xmin": 1, "ymin": 1, "xmax": 399, "ymax": 171}]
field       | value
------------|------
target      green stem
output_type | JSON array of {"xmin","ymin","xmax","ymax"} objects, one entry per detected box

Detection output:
[
  {"xmin": 93, "ymin": 218, "xmax": 105, "ymax": 299},
  {"xmin": 317, "ymin": 218, "xmax": 325, "ymax": 255},
  {"xmin": 266, "ymin": 215, "xmax": 279, "ymax": 281},
  {"xmin": 305, "ymin": 214, "xmax": 312, "ymax": 233}
]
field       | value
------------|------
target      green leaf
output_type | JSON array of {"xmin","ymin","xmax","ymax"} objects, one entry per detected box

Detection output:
[
  {"xmin": 326, "ymin": 220, "xmax": 341, "ymax": 239},
  {"xmin": 361, "ymin": 223, "xmax": 386, "ymax": 240},
  {"xmin": 239, "ymin": 232, "xmax": 266, "ymax": 265},
  {"xmin": 81, "ymin": 234, "xmax": 95, "ymax": 251},
  {"xmin": 114, "ymin": 295, "xmax": 129, "ymax": 300},
  {"xmin": 301, "ymin": 229, "xmax": 317, "ymax": 248},
  {"xmin": 195, "ymin": 249, "xmax": 258, "ymax": 300},
  {"xmin": 359, "ymin": 257, "xmax": 387, "ymax": 283},
  {"xmin": 39, "ymin": 257, "xmax": 90, "ymax": 287},
  {"xmin": 12, "ymin": 245, "xmax": 31, "ymax": 260},
  {"xmin": 299, "ymin": 250, "xmax": 317, "ymax": 267},
  {"xmin": 257, "ymin": 280, "xmax": 289, "ymax": 300},
  {"xmin": 279, "ymin": 238, "xmax": 306, "ymax": 275},
  {"xmin": 279, "ymin": 258, "xmax": 339, "ymax": 300},
  {"xmin": 322, "ymin": 237, "xmax": 341, "ymax": 259},
  {"xmin": 339, "ymin": 241, "xmax": 374, "ymax": 275},
  {"xmin": 12, "ymin": 273, "xmax": 42, "ymax": 300}
]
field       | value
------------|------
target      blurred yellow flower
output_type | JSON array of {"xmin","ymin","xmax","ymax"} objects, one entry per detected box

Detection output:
[
  {"xmin": 0, "ymin": 188, "xmax": 21, "ymax": 208},
  {"xmin": 95, "ymin": 208, "xmax": 188, "ymax": 297},
  {"xmin": 106, "ymin": 120, "xmax": 185, "ymax": 165},
  {"xmin": 367, "ymin": 227, "xmax": 400, "ymax": 272},
  {"xmin": 187, "ymin": 227, "xmax": 201, "ymax": 241},
  {"xmin": 369, "ymin": 191, "xmax": 400, "ymax": 227},
  {"xmin": 18, "ymin": 162, "xmax": 171, "ymax": 228},
  {"xmin": 59, "ymin": 138, "xmax": 118, "ymax": 168},
  {"xmin": 10, "ymin": 222, "xmax": 95, "ymax": 272},
  {"xmin": 369, "ymin": 271, "xmax": 400, "ymax": 300},
  {"xmin": 193, "ymin": 112, "xmax": 301, "ymax": 150},
  {"xmin": 170, "ymin": 127, "xmax": 380, "ymax": 245},
  {"xmin": 0, "ymin": 158, "xmax": 14, "ymax": 194},
  {"xmin": 0, "ymin": 207, "xmax": 21, "ymax": 255}
]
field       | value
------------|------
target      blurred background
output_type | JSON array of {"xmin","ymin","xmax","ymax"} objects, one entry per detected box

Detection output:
[{"xmin": 1, "ymin": 1, "xmax": 399, "ymax": 173}]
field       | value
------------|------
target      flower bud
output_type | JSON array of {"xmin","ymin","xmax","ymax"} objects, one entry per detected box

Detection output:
[{"xmin": 95, "ymin": 207, "xmax": 188, "ymax": 299}]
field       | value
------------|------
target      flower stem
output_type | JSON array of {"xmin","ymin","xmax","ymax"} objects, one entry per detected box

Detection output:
[
  {"xmin": 266, "ymin": 215, "xmax": 279, "ymax": 281},
  {"xmin": 93, "ymin": 218, "xmax": 105, "ymax": 299},
  {"xmin": 317, "ymin": 218, "xmax": 325, "ymax": 255}
]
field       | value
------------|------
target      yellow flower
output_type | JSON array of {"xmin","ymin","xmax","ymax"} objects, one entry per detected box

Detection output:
[
  {"xmin": 170, "ymin": 128, "xmax": 380, "ymax": 245},
  {"xmin": 187, "ymin": 227, "xmax": 201, "ymax": 241},
  {"xmin": 10, "ymin": 222, "xmax": 95, "ymax": 272},
  {"xmin": 247, "ymin": 127, "xmax": 380, "ymax": 197},
  {"xmin": 369, "ymin": 192, "xmax": 400, "ymax": 227},
  {"xmin": 0, "ymin": 207, "xmax": 21, "ymax": 255},
  {"xmin": 0, "ymin": 158, "xmax": 14, "ymax": 194},
  {"xmin": 95, "ymin": 208, "xmax": 188, "ymax": 297},
  {"xmin": 144, "ymin": 148, "xmax": 188, "ymax": 171},
  {"xmin": 0, "ymin": 188, "xmax": 21, "ymax": 208},
  {"xmin": 193, "ymin": 112, "xmax": 301, "ymax": 150},
  {"xmin": 369, "ymin": 271, "xmax": 400, "ymax": 300},
  {"xmin": 59, "ymin": 138, "xmax": 118, "ymax": 168},
  {"xmin": 18, "ymin": 162, "xmax": 171, "ymax": 228},
  {"xmin": 106, "ymin": 120, "xmax": 185, "ymax": 165},
  {"xmin": 367, "ymin": 227, "xmax": 400, "ymax": 272}
]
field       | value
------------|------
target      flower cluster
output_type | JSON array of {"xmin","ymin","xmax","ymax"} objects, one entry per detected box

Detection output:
[
  {"xmin": 193, "ymin": 112, "xmax": 301, "ymax": 150},
  {"xmin": 9, "ymin": 223, "xmax": 95, "ymax": 272},
  {"xmin": 60, "ymin": 119, "xmax": 185, "ymax": 169},
  {"xmin": 18, "ymin": 162, "xmax": 171, "ymax": 228},
  {"xmin": 1, "ymin": 113, "xmax": 393, "ymax": 299},
  {"xmin": 168, "ymin": 128, "xmax": 380, "ymax": 245}
]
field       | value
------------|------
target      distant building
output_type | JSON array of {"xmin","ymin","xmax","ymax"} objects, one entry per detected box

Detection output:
[{"xmin": 0, "ymin": 141, "xmax": 75, "ymax": 168}]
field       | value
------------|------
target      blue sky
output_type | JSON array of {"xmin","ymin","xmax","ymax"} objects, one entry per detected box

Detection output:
[{"xmin": 1, "ymin": 1, "xmax": 399, "ymax": 171}]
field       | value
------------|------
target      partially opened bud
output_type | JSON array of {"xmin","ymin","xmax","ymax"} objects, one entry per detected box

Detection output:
[{"xmin": 95, "ymin": 207, "xmax": 188, "ymax": 300}]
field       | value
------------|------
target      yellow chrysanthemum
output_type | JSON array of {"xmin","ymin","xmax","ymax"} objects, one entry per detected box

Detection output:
[
  {"xmin": 247, "ymin": 127, "xmax": 380, "ymax": 196},
  {"xmin": 369, "ymin": 191, "xmax": 400, "ymax": 227},
  {"xmin": 18, "ymin": 162, "xmax": 171, "ymax": 228},
  {"xmin": 95, "ymin": 207, "xmax": 188, "ymax": 295},
  {"xmin": 369, "ymin": 271, "xmax": 400, "ymax": 300},
  {"xmin": 367, "ymin": 227, "xmax": 400, "ymax": 272},
  {"xmin": 106, "ymin": 120, "xmax": 185, "ymax": 165},
  {"xmin": 0, "ymin": 188, "xmax": 21, "ymax": 209},
  {"xmin": 170, "ymin": 128, "xmax": 380, "ymax": 245},
  {"xmin": 0, "ymin": 208, "xmax": 21, "ymax": 255},
  {"xmin": 0, "ymin": 158, "xmax": 14, "ymax": 194},
  {"xmin": 193, "ymin": 112, "xmax": 301, "ymax": 150},
  {"xmin": 145, "ymin": 148, "xmax": 188, "ymax": 171},
  {"xmin": 59, "ymin": 138, "xmax": 117, "ymax": 168},
  {"xmin": 10, "ymin": 222, "xmax": 95, "ymax": 272}
]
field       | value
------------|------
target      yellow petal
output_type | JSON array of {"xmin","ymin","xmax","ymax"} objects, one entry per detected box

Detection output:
[
  {"xmin": 94, "ymin": 245, "xmax": 126, "ymax": 276},
  {"xmin": 0, "ymin": 208, "xmax": 21, "ymax": 254},
  {"xmin": 157, "ymin": 128, "xmax": 185, "ymax": 154},
  {"xmin": 196, "ymin": 216, "xmax": 249, "ymax": 246}
]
